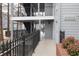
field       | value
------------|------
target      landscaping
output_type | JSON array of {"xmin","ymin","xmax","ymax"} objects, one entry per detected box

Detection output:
[{"xmin": 56, "ymin": 36, "xmax": 79, "ymax": 56}]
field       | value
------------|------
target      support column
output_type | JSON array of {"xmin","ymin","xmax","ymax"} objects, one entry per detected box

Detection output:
[
  {"xmin": 38, "ymin": 3, "xmax": 41, "ymax": 30},
  {"xmin": 17, "ymin": 3, "xmax": 20, "ymax": 30},
  {"xmin": 11, "ymin": 20, "xmax": 13, "ymax": 40},
  {"xmin": 30, "ymin": 3, "xmax": 32, "ymax": 16},
  {"xmin": 10, "ymin": 3, "xmax": 14, "ymax": 40}
]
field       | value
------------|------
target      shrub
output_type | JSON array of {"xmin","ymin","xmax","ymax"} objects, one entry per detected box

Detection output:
[
  {"xmin": 62, "ymin": 36, "xmax": 75, "ymax": 49},
  {"xmin": 61, "ymin": 36, "xmax": 79, "ymax": 56},
  {"xmin": 67, "ymin": 43, "xmax": 79, "ymax": 56}
]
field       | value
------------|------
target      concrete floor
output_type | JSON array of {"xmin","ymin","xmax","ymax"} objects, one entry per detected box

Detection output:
[{"xmin": 32, "ymin": 39, "xmax": 56, "ymax": 56}]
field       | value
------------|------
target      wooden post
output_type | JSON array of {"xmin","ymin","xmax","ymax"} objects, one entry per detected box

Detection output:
[{"xmin": 0, "ymin": 3, "xmax": 3, "ymax": 41}]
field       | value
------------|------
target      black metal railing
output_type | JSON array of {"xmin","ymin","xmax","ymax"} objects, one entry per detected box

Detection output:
[{"xmin": 0, "ymin": 30, "xmax": 40, "ymax": 56}]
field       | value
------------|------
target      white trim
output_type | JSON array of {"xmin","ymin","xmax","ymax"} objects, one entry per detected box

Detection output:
[
  {"xmin": 53, "ymin": 3, "xmax": 61, "ymax": 43},
  {"xmin": 11, "ymin": 16, "xmax": 54, "ymax": 21}
]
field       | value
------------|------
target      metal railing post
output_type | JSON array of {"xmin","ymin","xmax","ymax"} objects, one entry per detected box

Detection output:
[{"xmin": 23, "ymin": 35, "xmax": 25, "ymax": 56}]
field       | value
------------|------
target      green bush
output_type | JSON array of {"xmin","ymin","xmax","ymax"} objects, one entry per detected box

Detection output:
[
  {"xmin": 62, "ymin": 36, "xmax": 75, "ymax": 49},
  {"xmin": 62, "ymin": 36, "xmax": 79, "ymax": 56},
  {"xmin": 67, "ymin": 44, "xmax": 79, "ymax": 56}
]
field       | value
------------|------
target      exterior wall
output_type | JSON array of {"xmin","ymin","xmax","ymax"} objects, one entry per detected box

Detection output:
[
  {"xmin": 45, "ymin": 3, "xmax": 53, "ymax": 16},
  {"xmin": 44, "ymin": 3, "xmax": 53, "ymax": 40},
  {"xmin": 60, "ymin": 3, "xmax": 79, "ymax": 39}
]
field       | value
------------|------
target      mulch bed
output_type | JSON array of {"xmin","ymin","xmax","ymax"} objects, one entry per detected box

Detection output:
[{"xmin": 56, "ymin": 43, "xmax": 69, "ymax": 56}]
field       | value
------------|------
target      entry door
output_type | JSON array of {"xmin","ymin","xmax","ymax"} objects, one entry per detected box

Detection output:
[{"xmin": 44, "ymin": 21, "xmax": 53, "ymax": 40}]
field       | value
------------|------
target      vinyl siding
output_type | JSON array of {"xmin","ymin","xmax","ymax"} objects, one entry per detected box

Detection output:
[{"xmin": 60, "ymin": 3, "xmax": 79, "ymax": 39}]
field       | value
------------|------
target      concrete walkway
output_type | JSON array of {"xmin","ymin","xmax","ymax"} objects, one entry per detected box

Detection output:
[{"xmin": 32, "ymin": 39, "xmax": 56, "ymax": 56}]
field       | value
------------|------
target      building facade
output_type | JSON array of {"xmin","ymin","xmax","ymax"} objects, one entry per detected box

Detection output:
[
  {"xmin": 10, "ymin": 3, "xmax": 79, "ymax": 43},
  {"xmin": 1, "ymin": 3, "xmax": 79, "ymax": 44}
]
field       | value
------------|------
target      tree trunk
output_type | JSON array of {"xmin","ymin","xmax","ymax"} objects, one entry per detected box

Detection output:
[{"xmin": 0, "ymin": 3, "xmax": 3, "ymax": 41}]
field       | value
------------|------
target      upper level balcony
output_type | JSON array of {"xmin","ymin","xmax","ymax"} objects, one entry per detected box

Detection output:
[{"xmin": 11, "ymin": 3, "xmax": 54, "ymax": 17}]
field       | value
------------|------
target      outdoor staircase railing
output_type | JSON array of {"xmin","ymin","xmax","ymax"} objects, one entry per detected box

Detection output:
[{"xmin": 0, "ymin": 30, "xmax": 40, "ymax": 56}]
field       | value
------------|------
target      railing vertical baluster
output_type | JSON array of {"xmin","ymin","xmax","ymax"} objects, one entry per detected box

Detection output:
[
  {"xmin": 15, "ymin": 39, "xmax": 16, "ymax": 56},
  {"xmin": 17, "ymin": 30, "xmax": 21, "ymax": 56},
  {"xmin": 17, "ymin": 30, "xmax": 19, "ymax": 56},
  {"xmin": 13, "ymin": 39, "xmax": 14, "ymax": 56},
  {"xmin": 33, "ymin": 33, "xmax": 34, "ymax": 52},
  {"xmin": 17, "ymin": 31, "xmax": 19, "ymax": 55},
  {"xmin": 2, "ymin": 41, "xmax": 5, "ymax": 55},
  {"xmin": 10, "ymin": 40, "xmax": 11, "ymax": 56},
  {"xmin": 23, "ymin": 35, "xmax": 25, "ymax": 56},
  {"xmin": 6, "ymin": 40, "xmax": 8, "ymax": 56},
  {"xmin": 16, "ymin": 30, "xmax": 19, "ymax": 56},
  {"xmin": 0, "ymin": 42, "xmax": 1, "ymax": 54},
  {"xmin": 14, "ymin": 40, "xmax": 15, "ymax": 56},
  {"xmin": 16, "ymin": 38, "xmax": 18, "ymax": 56},
  {"xmin": 14, "ymin": 31, "xmax": 16, "ymax": 56},
  {"xmin": 18, "ymin": 38, "xmax": 19, "ymax": 56}
]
